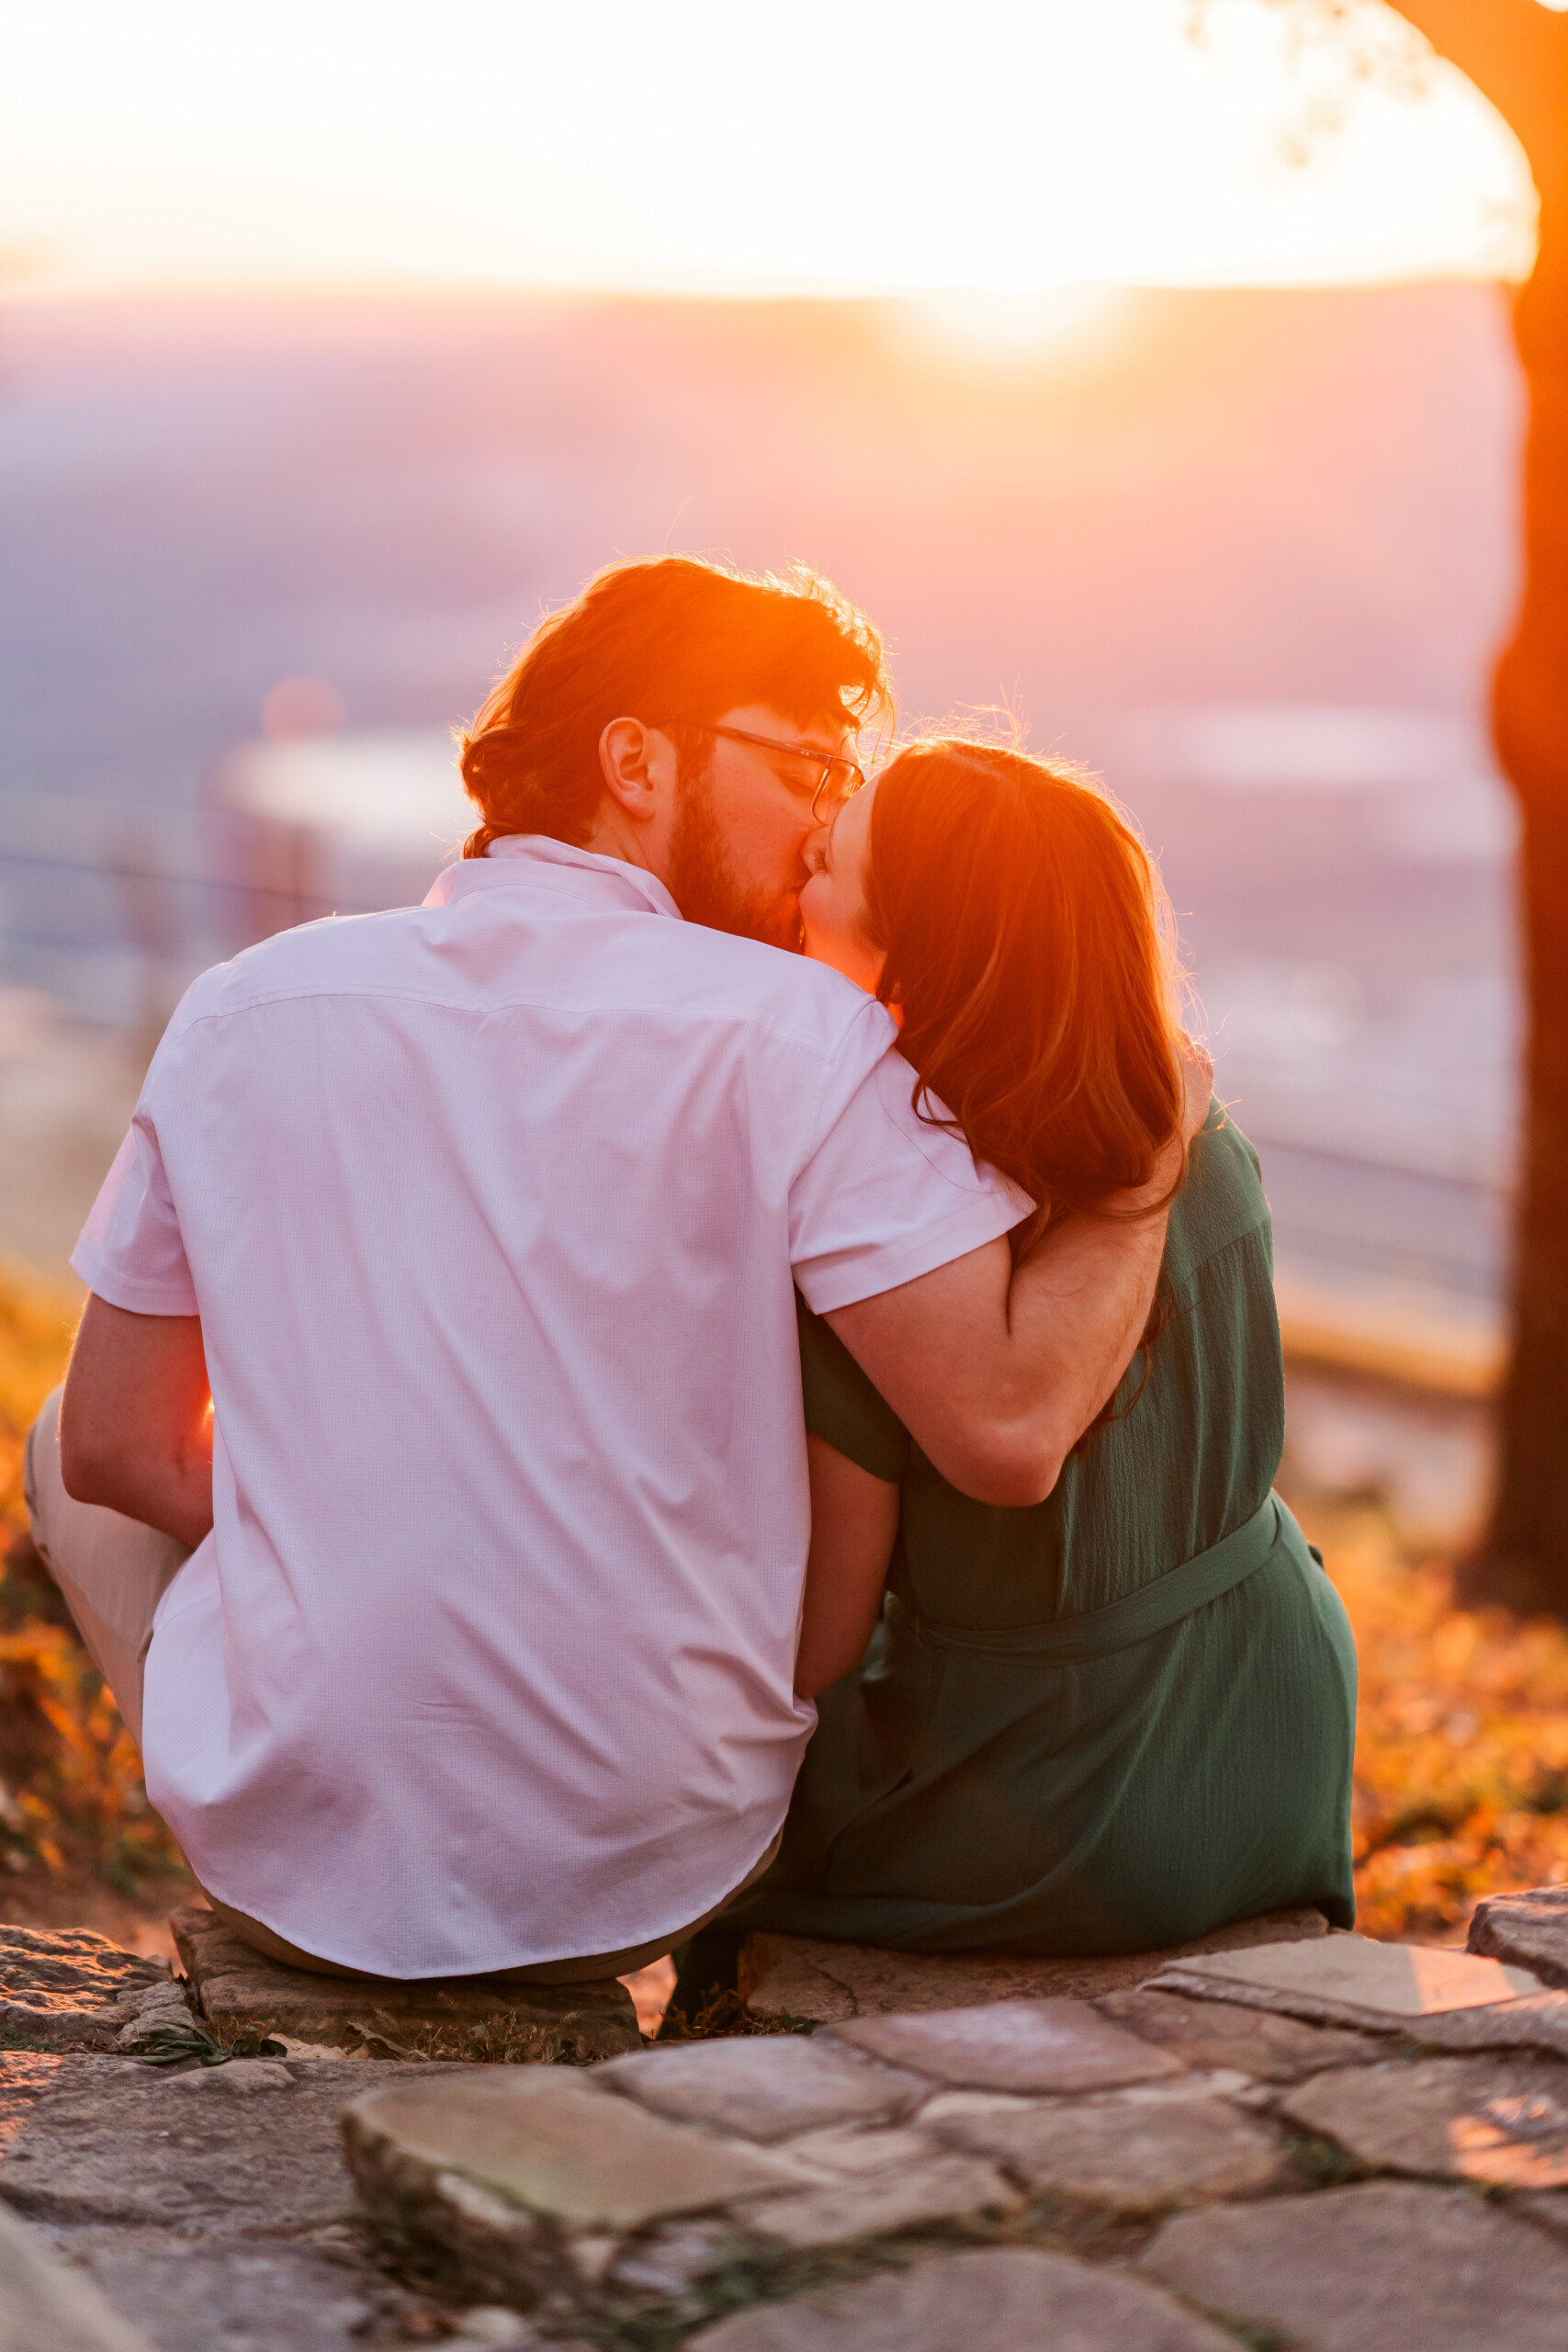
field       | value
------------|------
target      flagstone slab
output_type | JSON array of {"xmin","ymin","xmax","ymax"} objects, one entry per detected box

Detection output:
[
  {"xmin": 59, "ymin": 2226, "xmax": 390, "ymax": 2352},
  {"xmin": 742, "ymin": 1906, "xmax": 1329, "ymax": 2023},
  {"xmin": 772, "ymin": 2123, "xmax": 933, "ymax": 2176},
  {"xmin": 695, "ymin": 2245, "xmax": 1239, "ymax": 2351},
  {"xmin": 1283, "ymin": 2055, "xmax": 1568, "ymax": 2188},
  {"xmin": 0, "ymin": 2053, "xmax": 65, "ymax": 2154},
  {"xmin": 1469, "ymin": 1885, "xmax": 1568, "ymax": 1991},
  {"xmin": 1141, "ymin": 2179, "xmax": 1568, "ymax": 2352},
  {"xmin": 1394, "ymin": 1987, "xmax": 1568, "ymax": 2060},
  {"xmin": 825, "ymin": 1996, "xmax": 1187, "ymax": 2095},
  {"xmin": 933, "ymin": 2090, "xmax": 1292, "ymax": 2212},
  {"xmin": 734, "ymin": 2151, "xmax": 1021, "ymax": 2248},
  {"xmin": 0, "ymin": 2054, "xmax": 389, "ymax": 2233},
  {"xmin": 172, "ymin": 1905, "xmax": 639, "ymax": 2063},
  {"xmin": 344, "ymin": 2069, "xmax": 803, "ymax": 2237},
  {"xmin": 0, "ymin": 2199, "xmax": 153, "ymax": 2352},
  {"xmin": 1096, "ymin": 1987, "xmax": 1390, "ymax": 2081},
  {"xmin": 1149, "ymin": 1932, "xmax": 1545, "ymax": 2031},
  {"xmin": 597, "ymin": 2034, "xmax": 926, "ymax": 2143},
  {"xmin": 0, "ymin": 1926, "xmax": 170, "ymax": 2052}
]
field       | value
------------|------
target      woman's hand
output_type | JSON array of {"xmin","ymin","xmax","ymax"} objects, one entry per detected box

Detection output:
[
  {"xmin": 1179, "ymin": 1032, "xmax": 1214, "ymax": 1143},
  {"xmin": 795, "ymin": 1435, "xmax": 899, "ymax": 1698}
]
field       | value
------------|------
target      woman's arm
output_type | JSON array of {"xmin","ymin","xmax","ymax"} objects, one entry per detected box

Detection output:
[
  {"xmin": 823, "ymin": 1042, "xmax": 1212, "ymax": 1508},
  {"xmin": 795, "ymin": 1433, "xmax": 900, "ymax": 1699}
]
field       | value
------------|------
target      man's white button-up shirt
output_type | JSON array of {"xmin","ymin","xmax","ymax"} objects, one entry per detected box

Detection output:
[{"xmin": 73, "ymin": 835, "xmax": 1026, "ymax": 1975}]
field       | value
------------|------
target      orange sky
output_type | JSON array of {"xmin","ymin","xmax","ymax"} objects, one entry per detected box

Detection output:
[{"xmin": 0, "ymin": 1, "xmax": 1542, "ymax": 302}]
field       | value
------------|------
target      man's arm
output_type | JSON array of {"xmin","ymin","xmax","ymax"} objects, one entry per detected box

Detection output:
[
  {"xmin": 59, "ymin": 1295, "xmax": 214, "ymax": 1548},
  {"xmin": 825, "ymin": 1046, "xmax": 1212, "ymax": 1509},
  {"xmin": 795, "ymin": 1434, "xmax": 899, "ymax": 1699}
]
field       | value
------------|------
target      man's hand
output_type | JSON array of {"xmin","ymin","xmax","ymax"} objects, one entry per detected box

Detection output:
[
  {"xmin": 59, "ymin": 1296, "xmax": 214, "ymax": 1548},
  {"xmin": 824, "ymin": 1031, "xmax": 1212, "ymax": 1510}
]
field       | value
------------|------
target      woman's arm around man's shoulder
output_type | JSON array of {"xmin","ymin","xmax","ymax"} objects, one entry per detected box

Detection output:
[{"xmin": 822, "ymin": 1040, "xmax": 1213, "ymax": 1508}]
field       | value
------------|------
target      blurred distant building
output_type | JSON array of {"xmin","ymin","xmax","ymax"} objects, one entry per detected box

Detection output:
[
  {"xmin": 215, "ymin": 729, "xmax": 468, "ymax": 947},
  {"xmin": 0, "ymin": 730, "xmax": 467, "ymax": 1025}
]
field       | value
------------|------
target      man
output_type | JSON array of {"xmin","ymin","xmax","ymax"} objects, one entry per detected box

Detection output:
[{"xmin": 29, "ymin": 556, "xmax": 1203, "ymax": 1985}]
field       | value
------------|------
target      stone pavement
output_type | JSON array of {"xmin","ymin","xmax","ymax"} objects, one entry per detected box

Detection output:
[
  {"xmin": 740, "ymin": 1902, "xmax": 1329, "ymax": 2021},
  {"xmin": 0, "ymin": 1921, "xmax": 627, "ymax": 2349},
  {"xmin": 0, "ymin": 1925, "xmax": 181, "ymax": 2052},
  {"xmin": 1470, "ymin": 1884, "xmax": 1568, "ymax": 1988},
  {"xmin": 6, "ymin": 1894, "xmax": 1568, "ymax": 2346},
  {"xmin": 0, "ymin": 2196, "xmax": 152, "ymax": 2352},
  {"xmin": 339, "ymin": 1899, "xmax": 1568, "ymax": 2347},
  {"xmin": 173, "ymin": 1905, "xmax": 640, "ymax": 2063}
]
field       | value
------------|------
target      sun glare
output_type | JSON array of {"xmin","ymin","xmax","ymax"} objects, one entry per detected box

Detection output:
[{"xmin": 0, "ymin": 0, "xmax": 1539, "ymax": 300}]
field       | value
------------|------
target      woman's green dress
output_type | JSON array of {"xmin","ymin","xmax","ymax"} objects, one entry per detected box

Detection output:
[{"xmin": 731, "ymin": 1106, "xmax": 1358, "ymax": 1955}]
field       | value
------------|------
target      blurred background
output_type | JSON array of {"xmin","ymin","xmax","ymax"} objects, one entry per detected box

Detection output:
[{"xmin": 2, "ymin": 0, "xmax": 1563, "ymax": 1947}]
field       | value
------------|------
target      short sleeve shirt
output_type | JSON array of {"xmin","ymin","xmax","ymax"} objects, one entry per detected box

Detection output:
[{"xmin": 72, "ymin": 835, "xmax": 1027, "ymax": 1975}]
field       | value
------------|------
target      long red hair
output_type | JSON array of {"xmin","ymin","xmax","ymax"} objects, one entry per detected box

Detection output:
[{"xmin": 865, "ymin": 737, "xmax": 1185, "ymax": 1252}]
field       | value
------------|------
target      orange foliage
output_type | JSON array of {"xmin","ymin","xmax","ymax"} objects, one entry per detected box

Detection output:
[
  {"xmin": 0, "ymin": 1266, "xmax": 182, "ymax": 1895},
  {"xmin": 0, "ymin": 1622, "xmax": 180, "ymax": 1891},
  {"xmin": 1300, "ymin": 1496, "xmax": 1568, "ymax": 1942}
]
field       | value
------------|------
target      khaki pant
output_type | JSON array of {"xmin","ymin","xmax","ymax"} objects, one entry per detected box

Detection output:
[{"xmin": 24, "ymin": 1387, "xmax": 775, "ymax": 1984}]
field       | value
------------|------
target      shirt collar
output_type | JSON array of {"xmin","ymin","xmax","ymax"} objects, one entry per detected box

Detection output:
[{"xmin": 425, "ymin": 833, "xmax": 683, "ymax": 923}]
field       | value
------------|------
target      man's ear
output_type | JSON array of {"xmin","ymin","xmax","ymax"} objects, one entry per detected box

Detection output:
[{"xmin": 599, "ymin": 718, "xmax": 675, "ymax": 826}]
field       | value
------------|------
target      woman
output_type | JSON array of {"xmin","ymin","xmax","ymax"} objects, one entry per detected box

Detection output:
[{"xmin": 734, "ymin": 737, "xmax": 1357, "ymax": 1957}]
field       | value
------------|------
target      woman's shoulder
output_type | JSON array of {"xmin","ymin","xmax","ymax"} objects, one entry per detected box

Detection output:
[{"xmin": 1164, "ymin": 1105, "xmax": 1271, "ymax": 1286}]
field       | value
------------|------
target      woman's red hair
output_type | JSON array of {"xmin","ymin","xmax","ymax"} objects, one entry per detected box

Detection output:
[{"xmin": 865, "ymin": 737, "xmax": 1185, "ymax": 1251}]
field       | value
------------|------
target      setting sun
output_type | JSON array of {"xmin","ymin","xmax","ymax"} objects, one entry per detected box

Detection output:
[{"xmin": 1, "ymin": 0, "xmax": 1539, "ymax": 299}]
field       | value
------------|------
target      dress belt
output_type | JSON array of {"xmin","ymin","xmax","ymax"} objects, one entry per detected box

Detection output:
[{"xmin": 887, "ymin": 1490, "xmax": 1293, "ymax": 1668}]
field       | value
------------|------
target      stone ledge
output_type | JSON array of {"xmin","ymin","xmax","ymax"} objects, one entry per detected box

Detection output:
[
  {"xmin": 2, "ymin": 2052, "xmax": 402, "ymax": 2233},
  {"xmin": 1469, "ymin": 1884, "xmax": 1568, "ymax": 1990},
  {"xmin": 1, "ymin": 2067, "xmax": 468, "ymax": 2348},
  {"xmin": 172, "ymin": 1906, "xmax": 640, "ymax": 2064},
  {"xmin": 740, "ymin": 1903, "xmax": 1330, "ymax": 2022},
  {"xmin": 0, "ymin": 1924, "xmax": 175, "ymax": 2052},
  {"xmin": 1146, "ymin": 1930, "xmax": 1552, "ymax": 2036}
]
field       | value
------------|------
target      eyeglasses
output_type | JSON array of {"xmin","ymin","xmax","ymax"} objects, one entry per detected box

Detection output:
[{"xmin": 700, "ymin": 725, "xmax": 865, "ymax": 823}]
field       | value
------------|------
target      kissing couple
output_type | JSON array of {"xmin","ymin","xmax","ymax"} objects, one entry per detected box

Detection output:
[{"xmin": 28, "ymin": 555, "xmax": 1356, "ymax": 2000}]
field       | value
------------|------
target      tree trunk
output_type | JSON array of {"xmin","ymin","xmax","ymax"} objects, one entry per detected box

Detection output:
[
  {"xmin": 1382, "ymin": 1, "xmax": 1568, "ymax": 1611},
  {"xmin": 1469, "ymin": 229, "xmax": 1568, "ymax": 1611}
]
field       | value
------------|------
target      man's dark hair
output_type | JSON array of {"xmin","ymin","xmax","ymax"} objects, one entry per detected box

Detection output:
[{"xmin": 458, "ymin": 555, "xmax": 891, "ymax": 855}]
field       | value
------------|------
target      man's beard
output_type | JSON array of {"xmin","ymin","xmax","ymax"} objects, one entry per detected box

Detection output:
[{"xmin": 666, "ymin": 759, "xmax": 804, "ymax": 952}]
